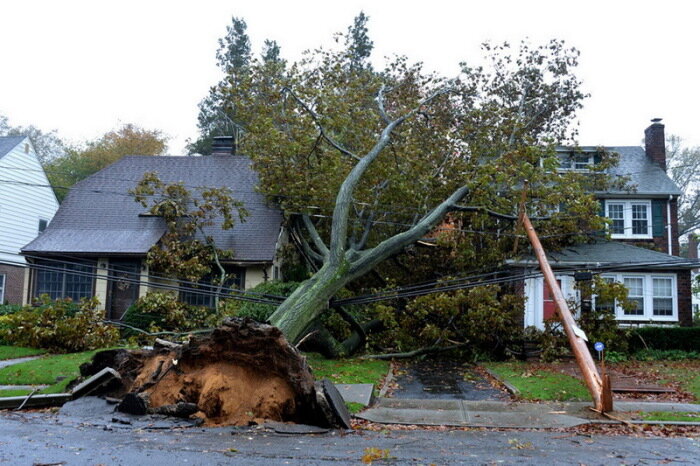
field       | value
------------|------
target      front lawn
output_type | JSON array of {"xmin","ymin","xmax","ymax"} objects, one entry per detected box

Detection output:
[
  {"xmin": 484, "ymin": 361, "xmax": 591, "ymax": 401},
  {"xmin": 0, "ymin": 349, "xmax": 104, "ymax": 396},
  {"xmin": 305, "ymin": 353, "xmax": 389, "ymax": 385},
  {"xmin": 0, "ymin": 345, "xmax": 46, "ymax": 361},
  {"xmin": 640, "ymin": 411, "xmax": 700, "ymax": 422}
]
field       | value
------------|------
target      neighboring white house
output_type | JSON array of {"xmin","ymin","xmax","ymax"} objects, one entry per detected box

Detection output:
[{"xmin": 0, "ymin": 136, "xmax": 59, "ymax": 304}]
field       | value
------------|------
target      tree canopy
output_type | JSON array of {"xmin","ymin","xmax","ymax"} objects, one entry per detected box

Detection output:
[
  {"xmin": 0, "ymin": 114, "xmax": 65, "ymax": 164},
  {"xmin": 45, "ymin": 123, "xmax": 168, "ymax": 201},
  {"xmin": 219, "ymin": 33, "xmax": 619, "ymax": 350},
  {"xmin": 667, "ymin": 134, "xmax": 700, "ymax": 236}
]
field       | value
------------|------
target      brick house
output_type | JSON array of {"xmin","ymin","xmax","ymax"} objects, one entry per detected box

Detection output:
[
  {"xmin": 21, "ymin": 137, "xmax": 285, "ymax": 319},
  {"xmin": 511, "ymin": 120, "xmax": 696, "ymax": 328},
  {"xmin": 0, "ymin": 136, "xmax": 59, "ymax": 304}
]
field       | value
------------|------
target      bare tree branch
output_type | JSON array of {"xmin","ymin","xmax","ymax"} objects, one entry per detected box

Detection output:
[{"xmin": 302, "ymin": 214, "xmax": 329, "ymax": 258}]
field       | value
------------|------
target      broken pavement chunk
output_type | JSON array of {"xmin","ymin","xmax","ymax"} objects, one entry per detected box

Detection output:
[
  {"xmin": 71, "ymin": 367, "xmax": 122, "ymax": 398},
  {"xmin": 117, "ymin": 392, "xmax": 149, "ymax": 415}
]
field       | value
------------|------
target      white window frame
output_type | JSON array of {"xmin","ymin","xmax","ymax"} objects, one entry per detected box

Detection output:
[
  {"xmin": 605, "ymin": 200, "xmax": 652, "ymax": 239},
  {"xmin": 558, "ymin": 152, "xmax": 594, "ymax": 172},
  {"xmin": 601, "ymin": 273, "xmax": 677, "ymax": 322},
  {"xmin": 0, "ymin": 274, "xmax": 5, "ymax": 303}
]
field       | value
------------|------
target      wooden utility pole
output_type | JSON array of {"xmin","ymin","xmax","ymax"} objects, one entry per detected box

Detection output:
[{"xmin": 520, "ymin": 211, "xmax": 612, "ymax": 413}]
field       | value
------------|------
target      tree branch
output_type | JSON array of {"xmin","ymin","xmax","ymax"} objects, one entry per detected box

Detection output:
[
  {"xmin": 283, "ymin": 87, "xmax": 361, "ymax": 161},
  {"xmin": 329, "ymin": 86, "xmax": 454, "ymax": 265},
  {"xmin": 302, "ymin": 214, "xmax": 329, "ymax": 258}
]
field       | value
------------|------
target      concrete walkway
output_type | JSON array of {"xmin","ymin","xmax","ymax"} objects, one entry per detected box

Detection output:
[
  {"xmin": 0, "ymin": 356, "xmax": 41, "ymax": 370},
  {"xmin": 358, "ymin": 398, "xmax": 700, "ymax": 428}
]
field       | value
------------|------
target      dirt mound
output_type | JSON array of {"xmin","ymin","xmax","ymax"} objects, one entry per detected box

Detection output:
[{"xmin": 80, "ymin": 318, "xmax": 325, "ymax": 427}]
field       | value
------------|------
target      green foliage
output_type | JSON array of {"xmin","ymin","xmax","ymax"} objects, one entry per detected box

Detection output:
[
  {"xmin": 640, "ymin": 411, "xmax": 700, "ymax": 422},
  {"xmin": 0, "ymin": 296, "xmax": 118, "ymax": 353},
  {"xmin": 123, "ymin": 292, "xmax": 225, "ymax": 334},
  {"xmin": 0, "ymin": 304, "xmax": 23, "ymax": 316},
  {"xmin": 628, "ymin": 326, "xmax": 700, "ymax": 353},
  {"xmin": 374, "ymin": 284, "xmax": 524, "ymax": 356},
  {"xmin": 130, "ymin": 172, "xmax": 247, "ymax": 286},
  {"xmin": 234, "ymin": 281, "xmax": 300, "ymax": 322},
  {"xmin": 45, "ymin": 124, "xmax": 167, "ymax": 201},
  {"xmin": 605, "ymin": 350, "xmax": 629, "ymax": 363}
]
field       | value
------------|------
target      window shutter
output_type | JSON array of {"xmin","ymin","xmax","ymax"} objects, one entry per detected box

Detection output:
[{"xmin": 651, "ymin": 199, "xmax": 665, "ymax": 237}]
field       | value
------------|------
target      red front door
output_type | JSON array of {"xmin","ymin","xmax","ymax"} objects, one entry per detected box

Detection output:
[{"xmin": 543, "ymin": 279, "xmax": 562, "ymax": 321}]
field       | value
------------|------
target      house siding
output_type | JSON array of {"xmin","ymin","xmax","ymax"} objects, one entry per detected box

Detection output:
[{"xmin": 0, "ymin": 138, "xmax": 59, "ymax": 304}]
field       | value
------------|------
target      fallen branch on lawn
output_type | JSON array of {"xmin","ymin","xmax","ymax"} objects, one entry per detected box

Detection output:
[{"xmin": 361, "ymin": 343, "xmax": 469, "ymax": 360}]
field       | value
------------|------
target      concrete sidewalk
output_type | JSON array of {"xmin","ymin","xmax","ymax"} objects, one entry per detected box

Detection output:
[{"xmin": 357, "ymin": 398, "xmax": 700, "ymax": 428}]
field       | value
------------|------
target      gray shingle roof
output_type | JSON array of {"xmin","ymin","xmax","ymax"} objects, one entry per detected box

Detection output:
[
  {"xmin": 0, "ymin": 136, "xmax": 25, "ymax": 159},
  {"xmin": 22, "ymin": 155, "xmax": 283, "ymax": 262},
  {"xmin": 604, "ymin": 146, "xmax": 681, "ymax": 196},
  {"xmin": 511, "ymin": 240, "xmax": 695, "ymax": 270}
]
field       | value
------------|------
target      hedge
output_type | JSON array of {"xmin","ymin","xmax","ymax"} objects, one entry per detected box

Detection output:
[{"xmin": 627, "ymin": 327, "xmax": 700, "ymax": 353}]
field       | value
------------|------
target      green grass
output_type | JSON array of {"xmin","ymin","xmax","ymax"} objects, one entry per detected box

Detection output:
[
  {"xmin": 640, "ymin": 411, "xmax": 700, "ymax": 422},
  {"xmin": 654, "ymin": 364, "xmax": 700, "ymax": 403},
  {"xmin": 484, "ymin": 362, "xmax": 590, "ymax": 401},
  {"xmin": 305, "ymin": 353, "xmax": 389, "ymax": 385},
  {"xmin": 0, "ymin": 346, "xmax": 46, "ymax": 361},
  {"xmin": 0, "ymin": 349, "xmax": 101, "ymax": 387}
]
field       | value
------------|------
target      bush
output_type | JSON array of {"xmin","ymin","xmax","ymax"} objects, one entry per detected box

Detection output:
[
  {"xmin": 632, "ymin": 348, "xmax": 700, "ymax": 361},
  {"xmin": 122, "ymin": 292, "xmax": 223, "ymax": 335},
  {"xmin": 628, "ymin": 327, "xmax": 700, "ymax": 353},
  {"xmin": 0, "ymin": 304, "xmax": 23, "ymax": 316},
  {"xmin": 235, "ymin": 281, "xmax": 300, "ymax": 322},
  {"xmin": 0, "ymin": 295, "xmax": 119, "ymax": 352}
]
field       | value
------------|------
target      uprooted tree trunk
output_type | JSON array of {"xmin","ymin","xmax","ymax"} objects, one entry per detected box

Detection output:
[{"xmin": 80, "ymin": 318, "xmax": 348, "ymax": 427}]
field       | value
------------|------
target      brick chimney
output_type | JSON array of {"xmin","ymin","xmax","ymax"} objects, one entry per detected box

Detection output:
[
  {"xmin": 689, "ymin": 234, "xmax": 699, "ymax": 260},
  {"xmin": 644, "ymin": 118, "xmax": 666, "ymax": 171},
  {"xmin": 211, "ymin": 136, "xmax": 234, "ymax": 155}
]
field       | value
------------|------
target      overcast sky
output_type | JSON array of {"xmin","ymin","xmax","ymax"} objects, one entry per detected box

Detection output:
[{"xmin": 1, "ymin": 0, "xmax": 698, "ymax": 154}]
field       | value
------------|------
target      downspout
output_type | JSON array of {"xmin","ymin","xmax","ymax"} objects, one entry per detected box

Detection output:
[{"xmin": 667, "ymin": 195, "xmax": 673, "ymax": 256}]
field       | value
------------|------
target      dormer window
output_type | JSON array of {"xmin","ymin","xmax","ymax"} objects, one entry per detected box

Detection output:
[{"xmin": 558, "ymin": 152, "xmax": 594, "ymax": 171}]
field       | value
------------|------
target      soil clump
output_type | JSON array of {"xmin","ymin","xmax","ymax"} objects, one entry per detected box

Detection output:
[{"xmin": 79, "ymin": 318, "xmax": 326, "ymax": 427}]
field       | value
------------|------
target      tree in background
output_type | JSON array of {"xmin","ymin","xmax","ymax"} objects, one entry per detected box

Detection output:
[
  {"xmin": 0, "ymin": 114, "xmax": 65, "ymax": 164},
  {"xmin": 227, "ymin": 34, "xmax": 620, "ymax": 354},
  {"xmin": 667, "ymin": 135, "xmax": 700, "ymax": 236},
  {"xmin": 187, "ymin": 17, "xmax": 255, "ymax": 155},
  {"xmin": 343, "ymin": 11, "xmax": 373, "ymax": 70},
  {"xmin": 45, "ymin": 123, "xmax": 167, "ymax": 201}
]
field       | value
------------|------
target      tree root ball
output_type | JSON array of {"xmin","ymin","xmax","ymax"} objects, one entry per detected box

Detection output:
[{"xmin": 80, "ymin": 318, "xmax": 325, "ymax": 427}]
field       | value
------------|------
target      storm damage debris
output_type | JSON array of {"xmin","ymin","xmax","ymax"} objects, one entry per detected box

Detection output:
[{"xmin": 77, "ymin": 318, "xmax": 347, "ymax": 428}]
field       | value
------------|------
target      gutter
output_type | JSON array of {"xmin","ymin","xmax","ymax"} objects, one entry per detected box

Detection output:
[{"xmin": 667, "ymin": 195, "xmax": 673, "ymax": 256}]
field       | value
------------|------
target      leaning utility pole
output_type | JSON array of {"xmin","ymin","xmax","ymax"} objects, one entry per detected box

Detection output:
[{"xmin": 520, "ymin": 211, "xmax": 613, "ymax": 413}]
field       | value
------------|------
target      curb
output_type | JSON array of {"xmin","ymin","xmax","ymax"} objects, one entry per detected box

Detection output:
[{"xmin": 482, "ymin": 367, "xmax": 520, "ymax": 397}]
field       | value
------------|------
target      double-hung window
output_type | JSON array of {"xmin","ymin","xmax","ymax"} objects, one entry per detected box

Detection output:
[
  {"xmin": 601, "ymin": 273, "xmax": 677, "ymax": 321},
  {"xmin": 558, "ymin": 152, "xmax": 594, "ymax": 171},
  {"xmin": 34, "ymin": 260, "xmax": 95, "ymax": 302},
  {"xmin": 605, "ymin": 201, "xmax": 652, "ymax": 238}
]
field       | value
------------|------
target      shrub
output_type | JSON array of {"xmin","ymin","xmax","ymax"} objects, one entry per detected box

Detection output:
[
  {"xmin": 628, "ymin": 327, "xmax": 700, "ymax": 353},
  {"xmin": 0, "ymin": 295, "xmax": 119, "ymax": 352},
  {"xmin": 122, "ymin": 292, "xmax": 222, "ymax": 334},
  {"xmin": 235, "ymin": 281, "xmax": 300, "ymax": 322},
  {"xmin": 0, "ymin": 304, "xmax": 23, "ymax": 316},
  {"xmin": 632, "ymin": 348, "xmax": 700, "ymax": 361},
  {"xmin": 374, "ymin": 284, "xmax": 524, "ymax": 358}
]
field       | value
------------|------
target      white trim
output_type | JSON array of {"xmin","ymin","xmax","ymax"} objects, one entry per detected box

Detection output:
[
  {"xmin": 523, "ymin": 274, "xmax": 578, "ymax": 329},
  {"xmin": 606, "ymin": 200, "xmax": 652, "ymax": 239},
  {"xmin": 600, "ymin": 272, "xmax": 678, "ymax": 322}
]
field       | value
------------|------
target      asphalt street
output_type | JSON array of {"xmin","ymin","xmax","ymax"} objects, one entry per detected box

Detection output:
[{"xmin": 0, "ymin": 412, "xmax": 698, "ymax": 465}]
